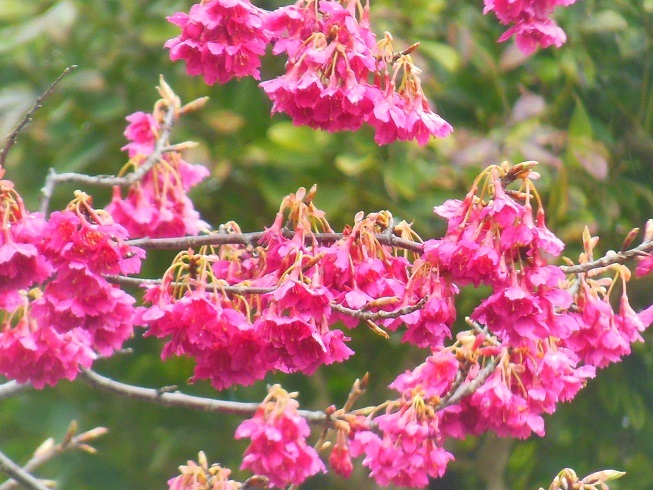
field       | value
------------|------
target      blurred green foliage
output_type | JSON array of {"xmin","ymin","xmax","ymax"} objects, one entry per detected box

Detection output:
[{"xmin": 1, "ymin": 0, "xmax": 653, "ymax": 488}]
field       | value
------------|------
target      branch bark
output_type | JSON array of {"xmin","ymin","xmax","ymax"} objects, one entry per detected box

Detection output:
[
  {"xmin": 0, "ymin": 449, "xmax": 50, "ymax": 490},
  {"xmin": 78, "ymin": 368, "xmax": 328, "ymax": 424},
  {"xmin": 39, "ymin": 101, "xmax": 177, "ymax": 215},
  {"xmin": 0, "ymin": 66, "xmax": 77, "ymax": 170}
]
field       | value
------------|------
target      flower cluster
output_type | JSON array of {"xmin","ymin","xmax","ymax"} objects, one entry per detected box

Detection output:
[
  {"xmin": 0, "ymin": 171, "xmax": 52, "ymax": 309},
  {"xmin": 140, "ymin": 186, "xmax": 458, "ymax": 389},
  {"xmin": 168, "ymin": 452, "xmax": 243, "ymax": 490},
  {"xmin": 0, "ymin": 186, "xmax": 144, "ymax": 388},
  {"xmin": 166, "ymin": 0, "xmax": 452, "ymax": 145},
  {"xmin": 139, "ymin": 161, "xmax": 652, "ymax": 487},
  {"xmin": 106, "ymin": 81, "xmax": 209, "ymax": 238},
  {"xmin": 484, "ymin": 0, "xmax": 579, "ymax": 54},
  {"xmin": 165, "ymin": 0, "xmax": 270, "ymax": 85},
  {"xmin": 350, "ymin": 350, "xmax": 457, "ymax": 486},
  {"xmin": 234, "ymin": 385, "xmax": 325, "ymax": 487}
]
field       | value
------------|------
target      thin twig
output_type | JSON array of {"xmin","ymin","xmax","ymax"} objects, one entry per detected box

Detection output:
[
  {"xmin": 38, "ymin": 101, "xmax": 177, "ymax": 215},
  {"xmin": 436, "ymin": 357, "xmax": 499, "ymax": 410},
  {"xmin": 126, "ymin": 230, "xmax": 425, "ymax": 253},
  {"xmin": 332, "ymin": 296, "xmax": 428, "ymax": 321},
  {"xmin": 0, "ymin": 66, "xmax": 77, "ymax": 169},
  {"xmin": 0, "ymin": 381, "xmax": 31, "ymax": 400},
  {"xmin": 559, "ymin": 240, "xmax": 653, "ymax": 275},
  {"xmin": 0, "ymin": 449, "xmax": 50, "ymax": 490},
  {"xmin": 104, "ymin": 274, "xmax": 276, "ymax": 295},
  {"xmin": 0, "ymin": 423, "xmax": 106, "ymax": 490},
  {"xmin": 78, "ymin": 368, "xmax": 328, "ymax": 424}
]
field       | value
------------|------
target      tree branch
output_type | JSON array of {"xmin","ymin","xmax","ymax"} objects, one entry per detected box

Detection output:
[
  {"xmin": 126, "ymin": 230, "xmax": 425, "ymax": 253},
  {"xmin": 38, "ymin": 101, "xmax": 177, "ymax": 215},
  {"xmin": 331, "ymin": 296, "xmax": 428, "ymax": 321},
  {"xmin": 0, "ymin": 66, "xmax": 77, "ymax": 170},
  {"xmin": 559, "ymin": 240, "xmax": 653, "ymax": 275},
  {"xmin": 78, "ymin": 368, "xmax": 328, "ymax": 424},
  {"xmin": 0, "ymin": 422, "xmax": 106, "ymax": 490},
  {"xmin": 104, "ymin": 274, "xmax": 276, "ymax": 295},
  {"xmin": 0, "ymin": 381, "xmax": 31, "ymax": 400},
  {"xmin": 0, "ymin": 449, "xmax": 50, "ymax": 490},
  {"xmin": 437, "ymin": 357, "xmax": 499, "ymax": 410}
]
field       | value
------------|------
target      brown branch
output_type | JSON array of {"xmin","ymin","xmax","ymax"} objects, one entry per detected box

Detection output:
[
  {"xmin": 0, "ymin": 422, "xmax": 106, "ymax": 490},
  {"xmin": 331, "ymin": 296, "xmax": 428, "ymax": 321},
  {"xmin": 436, "ymin": 357, "xmax": 499, "ymax": 410},
  {"xmin": 78, "ymin": 368, "xmax": 328, "ymax": 424},
  {"xmin": 0, "ymin": 66, "xmax": 77, "ymax": 170},
  {"xmin": 559, "ymin": 240, "xmax": 653, "ymax": 275},
  {"xmin": 104, "ymin": 275, "xmax": 276, "ymax": 295},
  {"xmin": 126, "ymin": 230, "xmax": 424, "ymax": 253},
  {"xmin": 38, "ymin": 101, "xmax": 177, "ymax": 215},
  {"xmin": 0, "ymin": 381, "xmax": 31, "ymax": 400},
  {"xmin": 0, "ymin": 449, "xmax": 50, "ymax": 490}
]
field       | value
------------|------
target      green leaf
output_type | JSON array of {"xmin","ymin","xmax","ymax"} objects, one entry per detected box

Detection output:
[
  {"xmin": 335, "ymin": 153, "xmax": 376, "ymax": 176},
  {"xmin": 568, "ymin": 97, "xmax": 593, "ymax": 139},
  {"xmin": 418, "ymin": 41, "xmax": 461, "ymax": 73},
  {"xmin": 581, "ymin": 10, "xmax": 628, "ymax": 34},
  {"xmin": 267, "ymin": 122, "xmax": 328, "ymax": 154}
]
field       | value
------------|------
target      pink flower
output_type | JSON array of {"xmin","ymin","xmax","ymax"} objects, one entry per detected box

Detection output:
[
  {"xmin": 484, "ymin": 0, "xmax": 577, "ymax": 54},
  {"xmin": 0, "ymin": 176, "xmax": 53, "ymax": 293},
  {"xmin": 351, "ymin": 403, "xmax": 453, "ymax": 487},
  {"xmin": 235, "ymin": 385, "xmax": 325, "ymax": 487},
  {"xmin": 121, "ymin": 111, "xmax": 158, "ymax": 157},
  {"xmin": 0, "ymin": 214, "xmax": 52, "ymax": 293},
  {"xmin": 31, "ymin": 264, "xmax": 137, "ymax": 356},
  {"xmin": 42, "ymin": 210, "xmax": 144, "ymax": 275},
  {"xmin": 107, "ymin": 108, "xmax": 209, "ymax": 239},
  {"xmin": 499, "ymin": 16, "xmax": 567, "ymax": 55},
  {"xmin": 0, "ymin": 315, "xmax": 95, "ymax": 389},
  {"xmin": 165, "ymin": 0, "xmax": 270, "ymax": 84},
  {"xmin": 390, "ymin": 349, "xmax": 459, "ymax": 398},
  {"xmin": 140, "ymin": 287, "xmax": 273, "ymax": 390},
  {"xmin": 107, "ymin": 184, "xmax": 208, "ymax": 239},
  {"xmin": 261, "ymin": 1, "xmax": 378, "ymax": 133},
  {"xmin": 365, "ymin": 79, "xmax": 453, "ymax": 146},
  {"xmin": 168, "ymin": 454, "xmax": 241, "ymax": 490},
  {"xmin": 564, "ymin": 284, "xmax": 646, "ymax": 368},
  {"xmin": 636, "ymin": 254, "xmax": 653, "ymax": 277}
]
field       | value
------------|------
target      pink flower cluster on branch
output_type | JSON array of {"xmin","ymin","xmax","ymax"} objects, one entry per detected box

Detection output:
[
  {"xmin": 235, "ymin": 385, "xmax": 325, "ymax": 487},
  {"xmin": 165, "ymin": 0, "xmax": 452, "ymax": 145},
  {"xmin": 8, "ymin": 75, "xmax": 652, "ymax": 488},
  {"xmin": 140, "ymin": 160, "xmax": 652, "ymax": 488},
  {"xmin": 484, "ymin": 0, "xmax": 579, "ymax": 54},
  {"xmin": 106, "ymin": 82, "xmax": 210, "ymax": 238},
  {"xmin": 0, "ymin": 183, "xmax": 144, "ymax": 388}
]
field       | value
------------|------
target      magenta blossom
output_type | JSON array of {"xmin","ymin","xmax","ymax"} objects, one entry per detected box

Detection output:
[
  {"xmin": 165, "ymin": 0, "xmax": 270, "ymax": 84},
  {"xmin": 235, "ymin": 385, "xmax": 325, "ymax": 487}
]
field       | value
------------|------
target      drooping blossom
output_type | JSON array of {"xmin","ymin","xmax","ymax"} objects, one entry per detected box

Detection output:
[
  {"xmin": 445, "ymin": 339, "xmax": 594, "ymax": 440},
  {"xmin": 107, "ymin": 105, "xmax": 209, "ymax": 238},
  {"xmin": 564, "ymin": 284, "xmax": 647, "ymax": 368},
  {"xmin": 364, "ymin": 56, "xmax": 453, "ymax": 145},
  {"xmin": 0, "ymin": 311, "xmax": 95, "ymax": 389},
  {"xmin": 261, "ymin": 0, "xmax": 379, "ymax": 133},
  {"xmin": 32, "ymin": 194, "xmax": 143, "ymax": 358},
  {"xmin": 260, "ymin": 1, "xmax": 452, "ymax": 144},
  {"xmin": 235, "ymin": 385, "xmax": 325, "ymax": 487},
  {"xmin": 484, "ymin": 0, "xmax": 578, "ymax": 54},
  {"xmin": 351, "ymin": 400, "xmax": 453, "ymax": 487},
  {"xmin": 139, "ymin": 278, "xmax": 273, "ymax": 390},
  {"xmin": 0, "ymin": 172, "xmax": 52, "ymax": 297},
  {"xmin": 168, "ymin": 452, "xmax": 243, "ymax": 490},
  {"xmin": 165, "ymin": 0, "xmax": 270, "ymax": 84}
]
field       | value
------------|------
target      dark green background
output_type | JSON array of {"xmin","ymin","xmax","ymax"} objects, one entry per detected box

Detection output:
[{"xmin": 1, "ymin": 0, "xmax": 653, "ymax": 488}]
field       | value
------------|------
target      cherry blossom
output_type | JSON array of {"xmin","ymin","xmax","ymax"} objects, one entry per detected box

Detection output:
[{"xmin": 235, "ymin": 385, "xmax": 325, "ymax": 487}]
